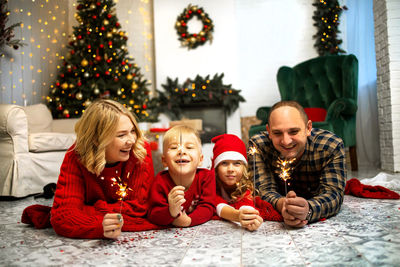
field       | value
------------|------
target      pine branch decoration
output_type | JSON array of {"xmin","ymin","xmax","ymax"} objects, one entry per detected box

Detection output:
[
  {"xmin": 153, "ymin": 73, "xmax": 245, "ymax": 120},
  {"xmin": 0, "ymin": 0, "xmax": 25, "ymax": 56},
  {"xmin": 312, "ymin": 0, "xmax": 347, "ymax": 56}
]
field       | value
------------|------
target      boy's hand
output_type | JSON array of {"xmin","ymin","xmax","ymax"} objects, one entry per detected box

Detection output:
[
  {"xmin": 238, "ymin": 208, "xmax": 263, "ymax": 231},
  {"xmin": 172, "ymin": 210, "xmax": 192, "ymax": 227},
  {"xmin": 102, "ymin": 213, "xmax": 123, "ymax": 239},
  {"xmin": 168, "ymin": 185, "xmax": 186, "ymax": 218}
]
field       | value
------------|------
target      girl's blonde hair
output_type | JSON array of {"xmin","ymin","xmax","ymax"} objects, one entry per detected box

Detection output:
[
  {"xmin": 74, "ymin": 99, "xmax": 146, "ymax": 176},
  {"xmin": 216, "ymin": 162, "xmax": 254, "ymax": 201}
]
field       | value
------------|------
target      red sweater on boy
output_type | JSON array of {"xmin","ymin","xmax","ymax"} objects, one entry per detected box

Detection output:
[
  {"xmin": 147, "ymin": 169, "xmax": 216, "ymax": 227},
  {"xmin": 50, "ymin": 143, "xmax": 161, "ymax": 238}
]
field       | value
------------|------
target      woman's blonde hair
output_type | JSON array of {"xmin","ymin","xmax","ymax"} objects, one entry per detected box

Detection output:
[
  {"xmin": 216, "ymin": 162, "xmax": 254, "ymax": 201},
  {"xmin": 74, "ymin": 99, "xmax": 146, "ymax": 176}
]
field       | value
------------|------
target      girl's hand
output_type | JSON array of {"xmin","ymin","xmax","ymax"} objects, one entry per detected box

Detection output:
[
  {"xmin": 103, "ymin": 213, "xmax": 123, "ymax": 239},
  {"xmin": 244, "ymin": 214, "xmax": 263, "ymax": 231},
  {"xmin": 168, "ymin": 185, "xmax": 186, "ymax": 218},
  {"xmin": 238, "ymin": 208, "xmax": 262, "ymax": 231}
]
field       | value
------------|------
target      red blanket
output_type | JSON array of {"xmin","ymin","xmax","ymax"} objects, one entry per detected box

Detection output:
[{"xmin": 345, "ymin": 178, "xmax": 400, "ymax": 199}]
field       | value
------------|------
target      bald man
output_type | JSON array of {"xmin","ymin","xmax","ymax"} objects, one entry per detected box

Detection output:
[{"xmin": 249, "ymin": 101, "xmax": 346, "ymax": 227}]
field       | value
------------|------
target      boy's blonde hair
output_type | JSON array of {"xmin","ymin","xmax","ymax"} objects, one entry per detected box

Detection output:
[
  {"xmin": 216, "ymin": 162, "xmax": 254, "ymax": 201},
  {"xmin": 74, "ymin": 99, "xmax": 146, "ymax": 176},
  {"xmin": 163, "ymin": 125, "xmax": 202, "ymax": 152}
]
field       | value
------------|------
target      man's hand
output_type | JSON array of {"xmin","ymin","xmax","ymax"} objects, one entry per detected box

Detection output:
[
  {"xmin": 281, "ymin": 191, "xmax": 309, "ymax": 228},
  {"xmin": 238, "ymin": 208, "xmax": 263, "ymax": 231},
  {"xmin": 103, "ymin": 213, "xmax": 123, "ymax": 239},
  {"xmin": 168, "ymin": 185, "xmax": 186, "ymax": 218}
]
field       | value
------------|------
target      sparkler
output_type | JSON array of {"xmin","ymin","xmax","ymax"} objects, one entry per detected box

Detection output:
[
  {"xmin": 275, "ymin": 158, "xmax": 296, "ymax": 195},
  {"xmin": 177, "ymin": 131, "xmax": 184, "ymax": 214},
  {"xmin": 248, "ymin": 146, "xmax": 258, "ymax": 206},
  {"xmin": 111, "ymin": 172, "xmax": 132, "ymax": 214}
]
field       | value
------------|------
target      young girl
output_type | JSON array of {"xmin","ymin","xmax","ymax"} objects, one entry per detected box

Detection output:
[
  {"xmin": 22, "ymin": 99, "xmax": 161, "ymax": 238},
  {"xmin": 212, "ymin": 134, "xmax": 282, "ymax": 231}
]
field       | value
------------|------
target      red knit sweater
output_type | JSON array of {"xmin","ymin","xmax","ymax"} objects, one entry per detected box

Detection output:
[
  {"xmin": 147, "ymin": 169, "xmax": 216, "ymax": 227},
  {"xmin": 215, "ymin": 188, "xmax": 283, "ymax": 222},
  {"xmin": 50, "ymin": 143, "xmax": 161, "ymax": 238},
  {"xmin": 215, "ymin": 189, "xmax": 255, "ymax": 210}
]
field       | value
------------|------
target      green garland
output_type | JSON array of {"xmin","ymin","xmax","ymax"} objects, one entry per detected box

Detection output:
[
  {"xmin": 154, "ymin": 73, "xmax": 245, "ymax": 120},
  {"xmin": 175, "ymin": 4, "xmax": 214, "ymax": 49},
  {"xmin": 312, "ymin": 0, "xmax": 346, "ymax": 56}
]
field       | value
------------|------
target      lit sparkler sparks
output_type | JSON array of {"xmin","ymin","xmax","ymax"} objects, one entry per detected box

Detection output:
[
  {"xmin": 111, "ymin": 172, "xmax": 132, "ymax": 214},
  {"xmin": 275, "ymin": 158, "xmax": 296, "ymax": 195},
  {"xmin": 248, "ymin": 146, "xmax": 258, "ymax": 206}
]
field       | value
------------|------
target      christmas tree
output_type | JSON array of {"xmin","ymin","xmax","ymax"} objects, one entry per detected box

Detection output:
[
  {"xmin": 47, "ymin": 0, "xmax": 156, "ymax": 121},
  {"xmin": 0, "ymin": 0, "xmax": 25, "ymax": 57},
  {"xmin": 312, "ymin": 0, "xmax": 346, "ymax": 56}
]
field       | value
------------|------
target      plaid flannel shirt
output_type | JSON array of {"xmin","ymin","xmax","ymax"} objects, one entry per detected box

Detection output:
[{"xmin": 248, "ymin": 128, "xmax": 346, "ymax": 223}]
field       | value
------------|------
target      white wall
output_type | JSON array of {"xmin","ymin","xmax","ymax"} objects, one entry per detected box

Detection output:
[{"xmin": 153, "ymin": 0, "xmax": 317, "ymax": 137}]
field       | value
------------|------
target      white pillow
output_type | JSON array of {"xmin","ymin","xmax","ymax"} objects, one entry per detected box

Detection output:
[
  {"xmin": 28, "ymin": 132, "xmax": 76, "ymax": 152},
  {"xmin": 23, "ymin": 104, "xmax": 53, "ymax": 133}
]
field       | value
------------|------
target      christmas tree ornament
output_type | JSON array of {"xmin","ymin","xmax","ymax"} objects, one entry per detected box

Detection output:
[
  {"xmin": 61, "ymin": 83, "xmax": 69, "ymax": 90},
  {"xmin": 76, "ymin": 92, "xmax": 83, "ymax": 100},
  {"xmin": 84, "ymin": 99, "xmax": 91, "ymax": 106}
]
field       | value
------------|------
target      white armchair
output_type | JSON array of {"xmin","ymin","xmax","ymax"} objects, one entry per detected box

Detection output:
[{"xmin": 0, "ymin": 104, "xmax": 78, "ymax": 197}]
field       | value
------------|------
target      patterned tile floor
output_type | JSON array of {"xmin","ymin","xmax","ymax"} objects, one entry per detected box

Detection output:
[{"xmin": 0, "ymin": 170, "xmax": 399, "ymax": 267}]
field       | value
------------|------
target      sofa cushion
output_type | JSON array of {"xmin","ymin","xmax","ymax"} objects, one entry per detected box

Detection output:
[
  {"xmin": 304, "ymin": 107, "xmax": 327, "ymax": 122},
  {"xmin": 23, "ymin": 104, "xmax": 53, "ymax": 133},
  {"xmin": 28, "ymin": 132, "xmax": 76, "ymax": 152}
]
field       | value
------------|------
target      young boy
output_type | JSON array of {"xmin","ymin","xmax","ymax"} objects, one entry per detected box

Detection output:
[{"xmin": 147, "ymin": 125, "xmax": 216, "ymax": 227}]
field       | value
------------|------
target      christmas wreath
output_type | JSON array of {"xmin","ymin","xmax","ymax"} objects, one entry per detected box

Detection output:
[
  {"xmin": 175, "ymin": 4, "xmax": 214, "ymax": 49},
  {"xmin": 153, "ymin": 73, "xmax": 245, "ymax": 120}
]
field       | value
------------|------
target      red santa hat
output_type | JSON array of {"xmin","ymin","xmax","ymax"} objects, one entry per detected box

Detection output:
[{"xmin": 211, "ymin": 134, "xmax": 247, "ymax": 168}]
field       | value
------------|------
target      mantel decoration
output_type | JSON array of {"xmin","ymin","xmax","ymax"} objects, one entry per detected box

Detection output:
[
  {"xmin": 175, "ymin": 4, "xmax": 214, "ymax": 49},
  {"xmin": 154, "ymin": 73, "xmax": 245, "ymax": 120}
]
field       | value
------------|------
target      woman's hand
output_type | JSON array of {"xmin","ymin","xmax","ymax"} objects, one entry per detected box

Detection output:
[
  {"xmin": 102, "ymin": 213, "xmax": 123, "ymax": 239},
  {"xmin": 239, "ymin": 208, "xmax": 263, "ymax": 231},
  {"xmin": 168, "ymin": 185, "xmax": 186, "ymax": 218}
]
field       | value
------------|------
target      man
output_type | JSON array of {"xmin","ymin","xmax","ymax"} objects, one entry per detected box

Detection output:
[{"xmin": 249, "ymin": 101, "xmax": 346, "ymax": 227}]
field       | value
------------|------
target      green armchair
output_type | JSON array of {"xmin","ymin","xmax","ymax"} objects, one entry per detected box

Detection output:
[{"xmin": 249, "ymin": 54, "xmax": 359, "ymax": 170}]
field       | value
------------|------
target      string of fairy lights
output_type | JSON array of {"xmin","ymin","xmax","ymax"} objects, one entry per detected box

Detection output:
[{"xmin": 0, "ymin": 0, "xmax": 154, "ymax": 106}]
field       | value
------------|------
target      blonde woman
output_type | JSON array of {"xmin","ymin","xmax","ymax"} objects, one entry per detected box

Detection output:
[{"xmin": 49, "ymin": 99, "xmax": 158, "ymax": 238}]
